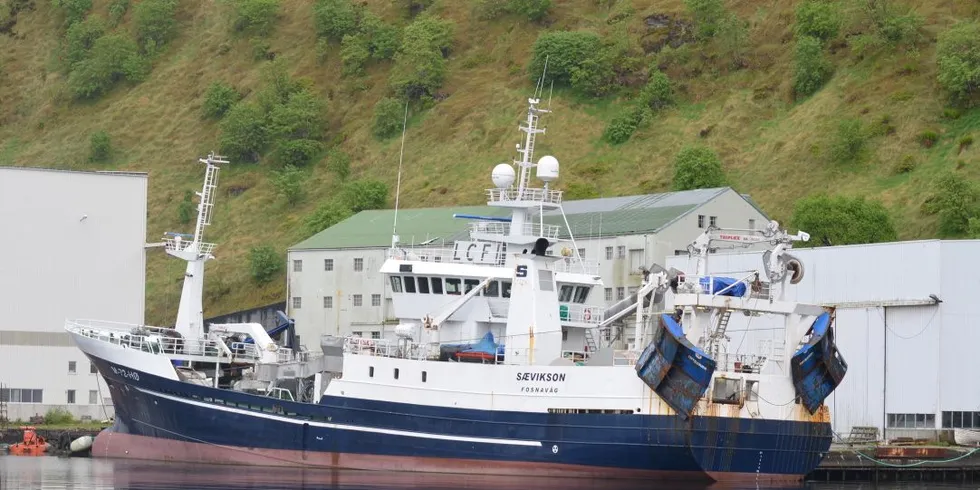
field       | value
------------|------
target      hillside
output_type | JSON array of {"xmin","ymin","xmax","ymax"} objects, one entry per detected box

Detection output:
[{"xmin": 1, "ymin": 0, "xmax": 978, "ymax": 325}]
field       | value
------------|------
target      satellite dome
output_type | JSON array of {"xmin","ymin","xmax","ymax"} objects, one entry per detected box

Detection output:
[
  {"xmin": 536, "ymin": 155, "xmax": 559, "ymax": 182},
  {"xmin": 492, "ymin": 163, "xmax": 516, "ymax": 189}
]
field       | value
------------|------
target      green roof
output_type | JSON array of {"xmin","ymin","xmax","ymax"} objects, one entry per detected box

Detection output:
[
  {"xmin": 290, "ymin": 187, "xmax": 742, "ymax": 251},
  {"xmin": 289, "ymin": 206, "xmax": 512, "ymax": 250}
]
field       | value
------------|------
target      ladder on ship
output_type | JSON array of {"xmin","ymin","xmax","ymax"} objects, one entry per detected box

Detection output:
[{"xmin": 585, "ymin": 328, "xmax": 599, "ymax": 353}]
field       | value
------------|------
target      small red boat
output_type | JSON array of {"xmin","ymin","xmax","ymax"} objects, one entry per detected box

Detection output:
[{"xmin": 8, "ymin": 426, "xmax": 49, "ymax": 456}]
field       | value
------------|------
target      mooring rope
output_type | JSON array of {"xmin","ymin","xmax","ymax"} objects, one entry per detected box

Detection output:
[{"xmin": 851, "ymin": 447, "xmax": 980, "ymax": 468}]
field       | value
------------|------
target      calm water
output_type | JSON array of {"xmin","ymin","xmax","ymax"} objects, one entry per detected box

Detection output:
[{"xmin": 0, "ymin": 456, "xmax": 977, "ymax": 490}]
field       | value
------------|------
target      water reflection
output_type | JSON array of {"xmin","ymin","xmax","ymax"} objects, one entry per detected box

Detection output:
[{"xmin": 0, "ymin": 456, "xmax": 970, "ymax": 490}]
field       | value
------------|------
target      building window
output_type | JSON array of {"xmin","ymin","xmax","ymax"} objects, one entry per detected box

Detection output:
[
  {"xmin": 628, "ymin": 286, "xmax": 638, "ymax": 297},
  {"xmin": 749, "ymin": 219, "xmax": 756, "ymax": 230},
  {"xmin": 942, "ymin": 411, "xmax": 980, "ymax": 429},
  {"xmin": 394, "ymin": 368, "xmax": 400, "ymax": 380},
  {"xmin": 293, "ymin": 260, "xmax": 303, "ymax": 272},
  {"xmin": 0, "ymin": 388, "xmax": 42, "ymax": 403},
  {"xmin": 67, "ymin": 390, "xmax": 76, "ymax": 404},
  {"xmin": 605, "ymin": 247, "xmax": 613, "ymax": 260},
  {"xmin": 90, "ymin": 362, "xmax": 97, "ymax": 374},
  {"xmin": 89, "ymin": 390, "xmax": 99, "ymax": 405},
  {"xmin": 629, "ymin": 249, "xmax": 644, "ymax": 272},
  {"xmin": 353, "ymin": 294, "xmax": 363, "ymax": 307},
  {"xmin": 698, "ymin": 215, "xmax": 705, "ymax": 228},
  {"xmin": 68, "ymin": 361, "xmax": 77, "ymax": 374},
  {"xmin": 371, "ymin": 294, "xmax": 381, "ymax": 307},
  {"xmin": 353, "ymin": 331, "xmax": 363, "ymax": 337},
  {"xmin": 616, "ymin": 246, "xmax": 625, "ymax": 259},
  {"xmin": 353, "ymin": 258, "xmax": 364, "ymax": 271},
  {"xmin": 577, "ymin": 248, "xmax": 585, "ymax": 258},
  {"xmin": 616, "ymin": 287, "xmax": 625, "ymax": 300},
  {"xmin": 371, "ymin": 331, "xmax": 381, "ymax": 339},
  {"xmin": 324, "ymin": 259, "xmax": 334, "ymax": 271},
  {"xmin": 709, "ymin": 216, "xmax": 717, "ymax": 227},
  {"xmin": 292, "ymin": 297, "xmax": 302, "ymax": 309},
  {"xmin": 604, "ymin": 288, "xmax": 613, "ymax": 301},
  {"xmin": 422, "ymin": 371, "xmax": 427, "ymax": 383},
  {"xmin": 323, "ymin": 296, "xmax": 333, "ymax": 309},
  {"xmin": 891, "ymin": 413, "xmax": 937, "ymax": 429}
]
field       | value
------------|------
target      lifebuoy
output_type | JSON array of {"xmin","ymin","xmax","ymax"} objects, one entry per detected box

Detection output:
[{"xmin": 584, "ymin": 309, "xmax": 592, "ymax": 321}]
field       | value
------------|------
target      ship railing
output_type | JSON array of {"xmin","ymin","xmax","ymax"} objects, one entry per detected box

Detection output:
[
  {"xmin": 674, "ymin": 272, "xmax": 772, "ymax": 301},
  {"xmin": 613, "ymin": 350, "xmax": 639, "ymax": 366},
  {"xmin": 714, "ymin": 352, "xmax": 767, "ymax": 374},
  {"xmin": 552, "ymin": 257, "xmax": 600, "ymax": 276},
  {"xmin": 468, "ymin": 221, "xmax": 561, "ymax": 240},
  {"xmin": 559, "ymin": 303, "xmax": 605, "ymax": 325},
  {"xmin": 487, "ymin": 188, "xmax": 563, "ymax": 206},
  {"xmin": 164, "ymin": 237, "xmax": 215, "ymax": 258},
  {"xmin": 343, "ymin": 336, "xmax": 397, "ymax": 357},
  {"xmin": 386, "ymin": 246, "xmax": 507, "ymax": 266},
  {"xmin": 561, "ymin": 350, "xmax": 590, "ymax": 364},
  {"xmin": 66, "ymin": 319, "xmax": 263, "ymax": 362}
]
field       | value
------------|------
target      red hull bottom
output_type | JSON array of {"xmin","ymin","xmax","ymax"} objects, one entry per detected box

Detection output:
[{"xmin": 93, "ymin": 430, "xmax": 806, "ymax": 486}]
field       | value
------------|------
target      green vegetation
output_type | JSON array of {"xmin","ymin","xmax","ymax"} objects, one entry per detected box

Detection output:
[{"xmin": 1, "ymin": 0, "xmax": 978, "ymax": 323}]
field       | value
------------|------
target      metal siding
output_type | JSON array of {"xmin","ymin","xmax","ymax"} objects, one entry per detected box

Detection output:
[
  {"xmin": 825, "ymin": 307, "xmax": 884, "ymax": 437},
  {"xmin": 0, "ymin": 168, "xmax": 145, "ymax": 419},
  {"xmin": 938, "ymin": 241, "xmax": 980, "ymax": 411}
]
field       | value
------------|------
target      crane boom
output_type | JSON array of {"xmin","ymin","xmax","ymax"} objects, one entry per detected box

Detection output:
[{"xmin": 687, "ymin": 220, "xmax": 809, "ymax": 283}]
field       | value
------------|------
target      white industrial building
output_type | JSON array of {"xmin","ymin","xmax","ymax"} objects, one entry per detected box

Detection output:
[
  {"xmin": 286, "ymin": 187, "xmax": 769, "ymax": 348},
  {"xmin": 666, "ymin": 240, "xmax": 975, "ymax": 442},
  {"xmin": 0, "ymin": 167, "xmax": 147, "ymax": 422}
]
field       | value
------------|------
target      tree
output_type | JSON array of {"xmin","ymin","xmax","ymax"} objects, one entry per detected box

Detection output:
[
  {"xmin": 791, "ymin": 194, "xmax": 897, "ymax": 246},
  {"xmin": 343, "ymin": 179, "xmax": 388, "ymax": 212},
  {"xmin": 672, "ymin": 145, "xmax": 725, "ymax": 191}
]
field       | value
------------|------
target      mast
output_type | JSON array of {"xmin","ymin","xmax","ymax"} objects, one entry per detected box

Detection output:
[{"xmin": 164, "ymin": 152, "xmax": 227, "ymax": 345}]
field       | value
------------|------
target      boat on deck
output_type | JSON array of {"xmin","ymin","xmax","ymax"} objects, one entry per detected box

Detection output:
[{"xmin": 65, "ymin": 92, "xmax": 847, "ymax": 483}]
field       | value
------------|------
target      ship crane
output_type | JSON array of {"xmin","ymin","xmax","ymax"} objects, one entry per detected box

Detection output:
[{"xmin": 687, "ymin": 220, "xmax": 810, "ymax": 285}]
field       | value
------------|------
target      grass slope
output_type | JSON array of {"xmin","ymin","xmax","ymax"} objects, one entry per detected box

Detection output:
[{"xmin": 1, "ymin": 0, "xmax": 978, "ymax": 325}]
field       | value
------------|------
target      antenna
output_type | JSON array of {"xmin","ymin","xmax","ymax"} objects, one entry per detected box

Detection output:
[{"xmin": 391, "ymin": 100, "xmax": 410, "ymax": 248}]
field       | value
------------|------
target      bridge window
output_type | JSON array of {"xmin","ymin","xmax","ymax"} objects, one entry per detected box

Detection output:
[
  {"xmin": 404, "ymin": 276, "xmax": 417, "ymax": 293},
  {"xmin": 573, "ymin": 286, "xmax": 590, "ymax": 303},
  {"xmin": 417, "ymin": 276, "xmax": 430, "ymax": 294},
  {"xmin": 464, "ymin": 279, "xmax": 480, "ymax": 294},
  {"xmin": 484, "ymin": 280, "xmax": 499, "ymax": 297},
  {"xmin": 446, "ymin": 278, "xmax": 462, "ymax": 295},
  {"xmin": 390, "ymin": 276, "xmax": 403, "ymax": 293},
  {"xmin": 430, "ymin": 278, "xmax": 443, "ymax": 294},
  {"xmin": 711, "ymin": 378, "xmax": 742, "ymax": 405},
  {"xmin": 369, "ymin": 366, "xmax": 374, "ymax": 378},
  {"xmin": 502, "ymin": 281, "xmax": 512, "ymax": 298},
  {"xmin": 422, "ymin": 371, "xmax": 427, "ymax": 382},
  {"xmin": 394, "ymin": 368, "xmax": 400, "ymax": 380},
  {"xmin": 559, "ymin": 285, "xmax": 574, "ymax": 302}
]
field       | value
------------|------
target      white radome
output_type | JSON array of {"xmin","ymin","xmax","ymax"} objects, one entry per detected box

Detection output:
[
  {"xmin": 536, "ymin": 155, "xmax": 559, "ymax": 182},
  {"xmin": 492, "ymin": 163, "xmax": 516, "ymax": 189}
]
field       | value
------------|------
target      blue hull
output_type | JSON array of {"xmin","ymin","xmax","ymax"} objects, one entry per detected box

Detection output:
[{"xmin": 88, "ymin": 355, "xmax": 832, "ymax": 481}]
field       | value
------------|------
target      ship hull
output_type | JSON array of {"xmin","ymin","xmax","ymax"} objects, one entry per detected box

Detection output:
[{"xmin": 86, "ymin": 353, "xmax": 832, "ymax": 483}]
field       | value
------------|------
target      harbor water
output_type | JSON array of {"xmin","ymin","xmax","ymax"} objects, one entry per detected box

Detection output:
[{"xmin": 1, "ymin": 455, "xmax": 978, "ymax": 490}]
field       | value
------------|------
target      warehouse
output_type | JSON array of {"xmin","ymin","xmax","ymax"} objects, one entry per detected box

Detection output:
[
  {"xmin": 666, "ymin": 240, "xmax": 971, "ymax": 441},
  {"xmin": 0, "ymin": 167, "xmax": 147, "ymax": 422},
  {"xmin": 286, "ymin": 186, "xmax": 769, "ymax": 348}
]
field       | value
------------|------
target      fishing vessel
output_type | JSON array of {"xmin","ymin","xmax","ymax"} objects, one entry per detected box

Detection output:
[{"xmin": 65, "ymin": 94, "xmax": 846, "ymax": 483}]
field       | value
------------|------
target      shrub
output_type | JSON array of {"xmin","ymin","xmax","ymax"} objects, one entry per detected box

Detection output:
[
  {"xmin": 930, "ymin": 172, "xmax": 978, "ymax": 236},
  {"xmin": 344, "ymin": 179, "xmax": 388, "ymax": 212},
  {"xmin": 326, "ymin": 149, "xmax": 351, "ymax": 180},
  {"xmin": 68, "ymin": 34, "xmax": 150, "ymax": 99},
  {"xmin": 388, "ymin": 15, "xmax": 454, "ymax": 99},
  {"xmin": 865, "ymin": 0, "xmax": 923, "ymax": 46},
  {"xmin": 108, "ymin": 0, "xmax": 130, "ymax": 26},
  {"xmin": 201, "ymin": 82, "xmax": 240, "ymax": 119},
  {"xmin": 684, "ymin": 0, "xmax": 726, "ymax": 40},
  {"xmin": 312, "ymin": 0, "xmax": 360, "ymax": 41},
  {"xmin": 568, "ymin": 55, "xmax": 616, "ymax": 97},
  {"xmin": 473, "ymin": 0, "xmax": 508, "ymax": 20},
  {"xmin": 603, "ymin": 105, "xmax": 650, "ymax": 145},
  {"xmin": 88, "ymin": 130, "xmax": 111, "ymax": 162},
  {"xmin": 219, "ymin": 102, "xmax": 270, "ymax": 163},
  {"xmin": 641, "ymin": 69, "xmax": 674, "ymax": 110},
  {"xmin": 44, "ymin": 407, "xmax": 75, "ymax": 425},
  {"xmin": 360, "ymin": 12, "xmax": 401, "ymax": 60},
  {"xmin": 936, "ymin": 22, "xmax": 980, "ymax": 106},
  {"xmin": 233, "ymin": 0, "xmax": 280, "ymax": 36},
  {"xmin": 372, "ymin": 97, "xmax": 406, "ymax": 140},
  {"xmin": 397, "ymin": 0, "xmax": 434, "ymax": 16},
  {"xmin": 830, "ymin": 119, "xmax": 866, "ymax": 163},
  {"xmin": 268, "ymin": 89, "xmax": 325, "ymax": 140},
  {"xmin": 340, "ymin": 34, "xmax": 371, "ymax": 76},
  {"xmin": 791, "ymin": 194, "xmax": 897, "ymax": 246},
  {"xmin": 792, "ymin": 35, "xmax": 833, "ymax": 99},
  {"xmin": 64, "ymin": 16, "xmax": 107, "ymax": 68},
  {"xmin": 672, "ymin": 145, "xmax": 725, "ymax": 191},
  {"xmin": 794, "ymin": 0, "xmax": 842, "ymax": 42},
  {"xmin": 960, "ymin": 135, "xmax": 975, "ymax": 152},
  {"xmin": 248, "ymin": 245, "xmax": 282, "ymax": 284},
  {"xmin": 919, "ymin": 130, "xmax": 939, "ymax": 148},
  {"xmin": 273, "ymin": 139, "xmax": 323, "ymax": 167},
  {"xmin": 52, "ymin": 0, "xmax": 93, "ymax": 27},
  {"xmin": 304, "ymin": 201, "xmax": 353, "ymax": 237},
  {"xmin": 271, "ymin": 164, "xmax": 304, "ymax": 205},
  {"xmin": 528, "ymin": 31, "xmax": 603, "ymax": 87},
  {"xmin": 134, "ymin": 0, "xmax": 178, "ymax": 54},
  {"xmin": 509, "ymin": 0, "xmax": 551, "ymax": 22},
  {"xmin": 176, "ymin": 190, "xmax": 194, "ymax": 224}
]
